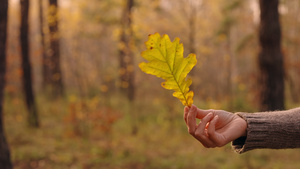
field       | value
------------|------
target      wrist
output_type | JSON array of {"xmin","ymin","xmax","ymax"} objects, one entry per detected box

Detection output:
[
  {"xmin": 234, "ymin": 114, "xmax": 247, "ymax": 137},
  {"xmin": 240, "ymin": 118, "xmax": 247, "ymax": 136}
]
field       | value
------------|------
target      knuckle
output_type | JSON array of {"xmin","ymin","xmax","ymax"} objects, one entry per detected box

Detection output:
[
  {"xmin": 194, "ymin": 130, "xmax": 204, "ymax": 138},
  {"xmin": 207, "ymin": 129, "xmax": 214, "ymax": 135},
  {"xmin": 194, "ymin": 133, "xmax": 202, "ymax": 138},
  {"xmin": 196, "ymin": 134, "xmax": 207, "ymax": 143},
  {"xmin": 187, "ymin": 112, "xmax": 194, "ymax": 119},
  {"xmin": 202, "ymin": 116, "xmax": 211, "ymax": 123},
  {"xmin": 208, "ymin": 109, "xmax": 216, "ymax": 115},
  {"xmin": 188, "ymin": 129, "xmax": 194, "ymax": 135},
  {"xmin": 208, "ymin": 109, "xmax": 215, "ymax": 112}
]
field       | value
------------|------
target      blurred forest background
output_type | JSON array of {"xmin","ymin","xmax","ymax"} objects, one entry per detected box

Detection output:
[{"xmin": 1, "ymin": 0, "xmax": 300, "ymax": 168}]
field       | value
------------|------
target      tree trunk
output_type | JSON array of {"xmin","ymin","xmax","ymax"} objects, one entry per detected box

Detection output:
[
  {"xmin": 20, "ymin": 0, "xmax": 39, "ymax": 127},
  {"xmin": 258, "ymin": 0, "xmax": 285, "ymax": 111},
  {"xmin": 48, "ymin": 0, "xmax": 64, "ymax": 97},
  {"xmin": 225, "ymin": 34, "xmax": 233, "ymax": 110},
  {"xmin": 39, "ymin": 0, "xmax": 51, "ymax": 89},
  {"xmin": 119, "ymin": 0, "xmax": 135, "ymax": 101},
  {"xmin": 0, "ymin": 0, "xmax": 13, "ymax": 168},
  {"xmin": 188, "ymin": 1, "xmax": 197, "ymax": 91}
]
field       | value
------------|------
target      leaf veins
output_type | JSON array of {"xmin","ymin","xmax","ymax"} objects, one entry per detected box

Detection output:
[{"xmin": 139, "ymin": 33, "xmax": 197, "ymax": 107}]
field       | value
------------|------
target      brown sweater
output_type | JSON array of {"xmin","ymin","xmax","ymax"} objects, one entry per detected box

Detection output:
[{"xmin": 232, "ymin": 108, "xmax": 300, "ymax": 153}]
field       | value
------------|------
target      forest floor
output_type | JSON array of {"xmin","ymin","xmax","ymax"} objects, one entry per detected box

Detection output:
[{"xmin": 4, "ymin": 94, "xmax": 300, "ymax": 169}]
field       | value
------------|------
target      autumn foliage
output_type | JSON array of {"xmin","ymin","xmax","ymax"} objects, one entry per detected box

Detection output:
[
  {"xmin": 2, "ymin": 0, "xmax": 300, "ymax": 168},
  {"xmin": 139, "ymin": 33, "xmax": 197, "ymax": 107}
]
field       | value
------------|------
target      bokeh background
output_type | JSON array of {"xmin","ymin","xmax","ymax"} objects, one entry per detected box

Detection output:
[{"xmin": 2, "ymin": 0, "xmax": 300, "ymax": 168}]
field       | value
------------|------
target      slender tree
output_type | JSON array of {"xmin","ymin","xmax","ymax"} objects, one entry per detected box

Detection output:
[
  {"xmin": 258, "ymin": 0, "xmax": 284, "ymax": 111},
  {"xmin": 39, "ymin": 0, "xmax": 50, "ymax": 89},
  {"xmin": 20, "ymin": 0, "xmax": 39, "ymax": 127},
  {"xmin": 217, "ymin": 0, "xmax": 242, "ymax": 110},
  {"xmin": 119, "ymin": 0, "xmax": 135, "ymax": 101},
  {"xmin": 187, "ymin": 0, "xmax": 198, "ymax": 91},
  {"xmin": 0, "ymin": 0, "xmax": 13, "ymax": 168},
  {"xmin": 48, "ymin": 0, "xmax": 64, "ymax": 97}
]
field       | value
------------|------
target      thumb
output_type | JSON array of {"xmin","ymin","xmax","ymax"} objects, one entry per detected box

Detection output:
[{"xmin": 196, "ymin": 108, "xmax": 213, "ymax": 119}]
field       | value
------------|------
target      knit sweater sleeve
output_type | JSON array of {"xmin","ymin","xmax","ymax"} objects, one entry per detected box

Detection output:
[{"xmin": 232, "ymin": 108, "xmax": 300, "ymax": 154}]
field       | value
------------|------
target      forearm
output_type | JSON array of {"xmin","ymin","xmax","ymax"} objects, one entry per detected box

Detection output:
[{"xmin": 232, "ymin": 108, "xmax": 300, "ymax": 153}]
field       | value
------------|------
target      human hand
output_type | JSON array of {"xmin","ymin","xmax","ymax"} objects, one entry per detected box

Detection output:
[{"xmin": 184, "ymin": 105, "xmax": 247, "ymax": 148}]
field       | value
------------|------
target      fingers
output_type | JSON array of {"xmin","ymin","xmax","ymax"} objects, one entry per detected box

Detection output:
[
  {"xmin": 207, "ymin": 115, "xmax": 226, "ymax": 147},
  {"xmin": 207, "ymin": 115, "xmax": 218, "ymax": 135},
  {"xmin": 184, "ymin": 105, "xmax": 226, "ymax": 148},
  {"xmin": 196, "ymin": 108, "xmax": 215, "ymax": 119},
  {"xmin": 193, "ymin": 113, "xmax": 216, "ymax": 147},
  {"xmin": 183, "ymin": 106, "xmax": 190, "ymax": 125},
  {"xmin": 184, "ymin": 105, "xmax": 213, "ymax": 136},
  {"xmin": 184, "ymin": 105, "xmax": 212, "ymax": 121},
  {"xmin": 187, "ymin": 105, "xmax": 197, "ymax": 134}
]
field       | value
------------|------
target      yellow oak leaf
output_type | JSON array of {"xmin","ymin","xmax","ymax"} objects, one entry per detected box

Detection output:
[{"xmin": 139, "ymin": 33, "xmax": 197, "ymax": 107}]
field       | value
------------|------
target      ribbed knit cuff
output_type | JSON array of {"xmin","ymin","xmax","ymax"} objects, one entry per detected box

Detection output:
[
  {"xmin": 232, "ymin": 112, "xmax": 271, "ymax": 153},
  {"xmin": 232, "ymin": 110, "xmax": 300, "ymax": 153}
]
